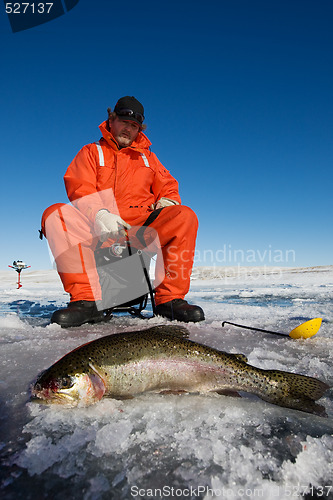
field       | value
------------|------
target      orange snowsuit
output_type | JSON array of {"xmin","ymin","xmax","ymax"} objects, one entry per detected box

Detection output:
[{"xmin": 41, "ymin": 121, "xmax": 198, "ymax": 306}]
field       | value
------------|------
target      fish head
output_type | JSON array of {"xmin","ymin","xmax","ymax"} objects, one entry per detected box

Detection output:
[{"xmin": 31, "ymin": 364, "xmax": 106, "ymax": 407}]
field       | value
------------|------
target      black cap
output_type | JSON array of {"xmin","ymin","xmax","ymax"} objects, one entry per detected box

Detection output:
[{"xmin": 114, "ymin": 96, "xmax": 145, "ymax": 126}]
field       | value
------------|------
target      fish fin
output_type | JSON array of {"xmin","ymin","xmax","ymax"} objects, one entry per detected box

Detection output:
[
  {"xmin": 270, "ymin": 396, "xmax": 327, "ymax": 417},
  {"xmin": 147, "ymin": 325, "xmax": 190, "ymax": 338},
  {"xmin": 235, "ymin": 354, "xmax": 248, "ymax": 363},
  {"xmin": 283, "ymin": 372, "xmax": 329, "ymax": 417},
  {"xmin": 87, "ymin": 363, "xmax": 107, "ymax": 402},
  {"xmin": 159, "ymin": 389, "xmax": 188, "ymax": 395},
  {"xmin": 87, "ymin": 373, "xmax": 106, "ymax": 402},
  {"xmin": 215, "ymin": 389, "xmax": 242, "ymax": 398},
  {"xmin": 261, "ymin": 370, "xmax": 329, "ymax": 416},
  {"xmin": 279, "ymin": 371, "xmax": 329, "ymax": 401}
]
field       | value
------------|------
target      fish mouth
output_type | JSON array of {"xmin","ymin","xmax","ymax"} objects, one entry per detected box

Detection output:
[{"xmin": 30, "ymin": 388, "xmax": 77, "ymax": 406}]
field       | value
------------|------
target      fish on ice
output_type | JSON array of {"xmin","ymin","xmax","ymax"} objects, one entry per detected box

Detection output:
[{"xmin": 31, "ymin": 325, "xmax": 329, "ymax": 416}]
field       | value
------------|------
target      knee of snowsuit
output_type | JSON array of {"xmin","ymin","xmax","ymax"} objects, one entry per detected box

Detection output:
[
  {"xmin": 41, "ymin": 203, "xmax": 198, "ymax": 306},
  {"xmin": 41, "ymin": 203, "xmax": 101, "ymax": 302}
]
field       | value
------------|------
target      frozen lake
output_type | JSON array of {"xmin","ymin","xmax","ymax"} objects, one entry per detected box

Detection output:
[{"xmin": 0, "ymin": 266, "xmax": 332, "ymax": 499}]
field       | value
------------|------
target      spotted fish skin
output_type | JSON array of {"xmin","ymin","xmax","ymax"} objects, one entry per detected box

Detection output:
[{"xmin": 31, "ymin": 325, "xmax": 329, "ymax": 415}]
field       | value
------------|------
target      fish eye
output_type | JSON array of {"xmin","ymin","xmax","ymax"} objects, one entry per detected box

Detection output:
[{"xmin": 59, "ymin": 376, "xmax": 74, "ymax": 389}]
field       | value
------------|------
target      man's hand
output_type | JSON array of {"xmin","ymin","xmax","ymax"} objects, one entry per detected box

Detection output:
[
  {"xmin": 94, "ymin": 209, "xmax": 131, "ymax": 242},
  {"xmin": 151, "ymin": 197, "xmax": 179, "ymax": 210}
]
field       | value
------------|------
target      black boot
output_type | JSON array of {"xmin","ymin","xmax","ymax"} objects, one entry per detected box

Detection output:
[
  {"xmin": 51, "ymin": 301, "xmax": 105, "ymax": 328},
  {"xmin": 155, "ymin": 299, "xmax": 205, "ymax": 323}
]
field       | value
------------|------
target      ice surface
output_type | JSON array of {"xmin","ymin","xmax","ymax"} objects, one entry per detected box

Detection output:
[{"xmin": 0, "ymin": 266, "xmax": 332, "ymax": 499}]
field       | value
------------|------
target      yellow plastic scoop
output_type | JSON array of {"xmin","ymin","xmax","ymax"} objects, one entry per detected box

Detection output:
[
  {"xmin": 289, "ymin": 318, "xmax": 322, "ymax": 339},
  {"xmin": 222, "ymin": 318, "xmax": 322, "ymax": 339}
]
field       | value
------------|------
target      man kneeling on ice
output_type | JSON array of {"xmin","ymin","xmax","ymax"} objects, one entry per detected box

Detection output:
[{"xmin": 41, "ymin": 96, "xmax": 204, "ymax": 327}]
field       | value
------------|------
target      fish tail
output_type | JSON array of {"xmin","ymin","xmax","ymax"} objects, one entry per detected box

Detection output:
[{"xmin": 258, "ymin": 369, "xmax": 329, "ymax": 416}]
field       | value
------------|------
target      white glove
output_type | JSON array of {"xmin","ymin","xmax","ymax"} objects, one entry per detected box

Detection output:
[
  {"xmin": 94, "ymin": 210, "xmax": 131, "ymax": 242},
  {"xmin": 151, "ymin": 197, "xmax": 179, "ymax": 210}
]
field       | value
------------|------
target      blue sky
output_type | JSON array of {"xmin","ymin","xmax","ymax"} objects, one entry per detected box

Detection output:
[{"xmin": 0, "ymin": 0, "xmax": 332, "ymax": 270}]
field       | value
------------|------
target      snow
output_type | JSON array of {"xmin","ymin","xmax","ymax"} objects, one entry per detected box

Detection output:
[{"xmin": 0, "ymin": 266, "xmax": 332, "ymax": 499}]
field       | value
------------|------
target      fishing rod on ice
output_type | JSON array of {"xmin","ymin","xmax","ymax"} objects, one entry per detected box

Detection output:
[{"xmin": 221, "ymin": 318, "xmax": 322, "ymax": 339}]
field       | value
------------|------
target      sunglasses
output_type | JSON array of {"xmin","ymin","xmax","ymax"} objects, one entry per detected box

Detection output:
[{"xmin": 116, "ymin": 108, "xmax": 144, "ymax": 124}]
